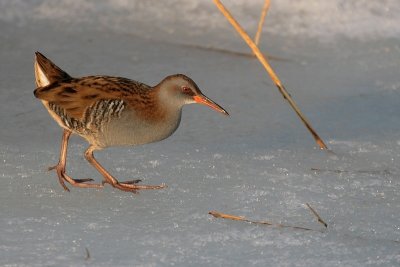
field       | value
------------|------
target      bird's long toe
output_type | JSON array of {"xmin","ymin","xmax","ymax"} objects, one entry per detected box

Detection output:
[
  {"xmin": 53, "ymin": 169, "xmax": 70, "ymax": 191},
  {"xmin": 105, "ymin": 181, "xmax": 167, "ymax": 193},
  {"xmin": 118, "ymin": 182, "xmax": 167, "ymax": 190}
]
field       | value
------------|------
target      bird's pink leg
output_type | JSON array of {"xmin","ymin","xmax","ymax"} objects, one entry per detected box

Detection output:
[
  {"xmin": 84, "ymin": 146, "xmax": 166, "ymax": 193},
  {"xmin": 49, "ymin": 130, "xmax": 103, "ymax": 191}
]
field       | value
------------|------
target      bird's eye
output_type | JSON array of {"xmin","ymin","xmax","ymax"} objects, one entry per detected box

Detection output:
[{"xmin": 181, "ymin": 86, "xmax": 193, "ymax": 95}]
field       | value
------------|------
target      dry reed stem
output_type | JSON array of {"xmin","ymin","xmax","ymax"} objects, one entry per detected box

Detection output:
[
  {"xmin": 306, "ymin": 203, "xmax": 328, "ymax": 228},
  {"xmin": 213, "ymin": 0, "xmax": 328, "ymax": 150},
  {"xmin": 254, "ymin": 0, "xmax": 271, "ymax": 46},
  {"xmin": 209, "ymin": 211, "xmax": 318, "ymax": 232}
]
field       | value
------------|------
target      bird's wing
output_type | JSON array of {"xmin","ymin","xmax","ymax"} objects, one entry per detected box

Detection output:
[{"xmin": 34, "ymin": 76, "xmax": 151, "ymax": 120}]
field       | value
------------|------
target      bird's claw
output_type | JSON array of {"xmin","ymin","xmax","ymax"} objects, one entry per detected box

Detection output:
[
  {"xmin": 120, "ymin": 179, "xmax": 142, "ymax": 184},
  {"xmin": 73, "ymin": 178, "xmax": 95, "ymax": 183}
]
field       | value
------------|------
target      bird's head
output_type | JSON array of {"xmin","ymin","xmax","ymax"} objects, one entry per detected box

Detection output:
[{"xmin": 156, "ymin": 74, "xmax": 229, "ymax": 116}]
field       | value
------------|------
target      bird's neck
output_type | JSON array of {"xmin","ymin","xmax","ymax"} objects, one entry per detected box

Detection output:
[{"xmin": 154, "ymin": 85, "xmax": 185, "ymax": 111}]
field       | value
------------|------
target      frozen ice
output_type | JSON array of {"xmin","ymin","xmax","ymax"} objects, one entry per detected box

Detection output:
[{"xmin": 1, "ymin": 1, "xmax": 400, "ymax": 266}]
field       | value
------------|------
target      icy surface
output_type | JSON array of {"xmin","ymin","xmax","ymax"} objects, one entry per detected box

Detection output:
[
  {"xmin": 2, "ymin": 0, "xmax": 400, "ymax": 42},
  {"xmin": 1, "ymin": 1, "xmax": 400, "ymax": 266}
]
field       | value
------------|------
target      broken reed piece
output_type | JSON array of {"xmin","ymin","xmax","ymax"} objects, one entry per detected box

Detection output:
[
  {"xmin": 254, "ymin": 0, "xmax": 271, "ymax": 46},
  {"xmin": 209, "ymin": 211, "xmax": 318, "ymax": 232},
  {"xmin": 85, "ymin": 247, "xmax": 90, "ymax": 261},
  {"xmin": 305, "ymin": 203, "xmax": 328, "ymax": 228},
  {"xmin": 311, "ymin": 167, "xmax": 391, "ymax": 175},
  {"xmin": 213, "ymin": 0, "xmax": 328, "ymax": 150}
]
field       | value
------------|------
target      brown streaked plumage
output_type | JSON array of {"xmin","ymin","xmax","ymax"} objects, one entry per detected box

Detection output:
[{"xmin": 34, "ymin": 52, "xmax": 229, "ymax": 193}]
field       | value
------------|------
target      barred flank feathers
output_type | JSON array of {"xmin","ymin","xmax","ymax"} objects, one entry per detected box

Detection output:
[
  {"xmin": 48, "ymin": 99, "xmax": 125, "ymax": 133},
  {"xmin": 83, "ymin": 99, "xmax": 125, "ymax": 131}
]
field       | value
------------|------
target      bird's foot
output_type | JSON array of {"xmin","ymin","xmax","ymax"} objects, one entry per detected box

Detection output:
[
  {"xmin": 60, "ymin": 172, "xmax": 103, "ymax": 191},
  {"xmin": 48, "ymin": 163, "xmax": 102, "ymax": 191}
]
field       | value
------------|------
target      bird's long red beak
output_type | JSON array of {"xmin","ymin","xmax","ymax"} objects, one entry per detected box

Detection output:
[{"xmin": 193, "ymin": 95, "xmax": 229, "ymax": 116}]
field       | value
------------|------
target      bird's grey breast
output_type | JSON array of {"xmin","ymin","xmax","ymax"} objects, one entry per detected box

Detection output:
[{"xmin": 95, "ymin": 101, "xmax": 182, "ymax": 147}]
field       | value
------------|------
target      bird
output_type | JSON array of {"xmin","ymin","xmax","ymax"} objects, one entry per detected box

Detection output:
[{"xmin": 33, "ymin": 52, "xmax": 229, "ymax": 193}]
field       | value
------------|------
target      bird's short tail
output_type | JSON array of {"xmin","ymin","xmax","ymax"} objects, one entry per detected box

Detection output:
[{"xmin": 34, "ymin": 51, "xmax": 71, "ymax": 87}]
